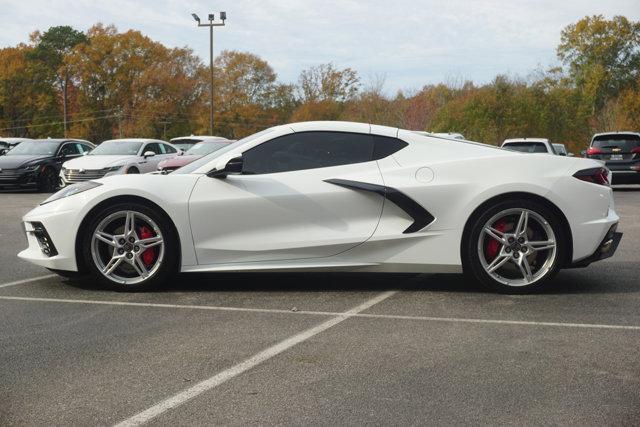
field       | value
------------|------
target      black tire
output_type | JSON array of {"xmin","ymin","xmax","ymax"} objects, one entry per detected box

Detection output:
[
  {"xmin": 38, "ymin": 167, "xmax": 58, "ymax": 193},
  {"xmin": 81, "ymin": 201, "xmax": 178, "ymax": 291},
  {"xmin": 462, "ymin": 198, "xmax": 568, "ymax": 293},
  {"xmin": 127, "ymin": 167, "xmax": 139, "ymax": 174}
]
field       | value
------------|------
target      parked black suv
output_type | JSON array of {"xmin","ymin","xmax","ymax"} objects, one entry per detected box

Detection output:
[{"xmin": 586, "ymin": 132, "xmax": 640, "ymax": 184}]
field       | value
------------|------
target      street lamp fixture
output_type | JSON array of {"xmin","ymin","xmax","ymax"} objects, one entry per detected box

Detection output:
[{"xmin": 192, "ymin": 11, "xmax": 226, "ymax": 135}]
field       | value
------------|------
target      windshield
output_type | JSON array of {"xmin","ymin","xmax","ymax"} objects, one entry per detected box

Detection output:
[
  {"xmin": 173, "ymin": 142, "xmax": 197, "ymax": 151},
  {"xmin": 90, "ymin": 140, "xmax": 143, "ymax": 155},
  {"xmin": 503, "ymin": 142, "xmax": 549, "ymax": 153},
  {"xmin": 186, "ymin": 142, "xmax": 229, "ymax": 156},
  {"xmin": 6, "ymin": 140, "xmax": 59, "ymax": 156},
  {"xmin": 592, "ymin": 135, "xmax": 640, "ymax": 152},
  {"xmin": 174, "ymin": 128, "xmax": 275, "ymax": 174}
]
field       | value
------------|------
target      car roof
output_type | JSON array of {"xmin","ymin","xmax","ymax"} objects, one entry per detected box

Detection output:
[
  {"xmin": 0, "ymin": 137, "xmax": 33, "ymax": 143},
  {"xmin": 592, "ymin": 131, "xmax": 640, "ymax": 138},
  {"xmin": 101, "ymin": 138, "xmax": 168, "ymax": 144},
  {"xmin": 30, "ymin": 138, "xmax": 93, "ymax": 144},
  {"xmin": 503, "ymin": 138, "xmax": 549, "ymax": 144},
  {"xmin": 170, "ymin": 135, "xmax": 228, "ymax": 142}
]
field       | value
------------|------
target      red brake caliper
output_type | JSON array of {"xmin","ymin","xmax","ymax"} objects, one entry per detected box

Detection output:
[
  {"xmin": 138, "ymin": 225, "xmax": 156, "ymax": 267},
  {"xmin": 486, "ymin": 220, "xmax": 506, "ymax": 260}
]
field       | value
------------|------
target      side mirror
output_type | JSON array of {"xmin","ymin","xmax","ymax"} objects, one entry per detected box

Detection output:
[
  {"xmin": 207, "ymin": 154, "xmax": 243, "ymax": 178},
  {"xmin": 143, "ymin": 151, "xmax": 156, "ymax": 158},
  {"xmin": 580, "ymin": 150, "xmax": 586, "ymax": 157},
  {"xmin": 0, "ymin": 148, "xmax": 6, "ymax": 156}
]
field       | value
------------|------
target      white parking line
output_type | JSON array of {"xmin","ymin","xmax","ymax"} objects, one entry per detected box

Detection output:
[
  {"xmin": 2, "ymin": 295, "xmax": 640, "ymax": 332},
  {"xmin": 0, "ymin": 274, "xmax": 56, "ymax": 289},
  {"xmin": 114, "ymin": 290, "xmax": 397, "ymax": 426}
]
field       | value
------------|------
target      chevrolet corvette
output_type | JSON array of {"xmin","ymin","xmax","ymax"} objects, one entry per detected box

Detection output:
[{"xmin": 18, "ymin": 121, "xmax": 622, "ymax": 292}]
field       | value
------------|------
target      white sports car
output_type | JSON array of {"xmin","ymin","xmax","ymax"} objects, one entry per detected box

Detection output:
[{"xmin": 19, "ymin": 121, "xmax": 622, "ymax": 292}]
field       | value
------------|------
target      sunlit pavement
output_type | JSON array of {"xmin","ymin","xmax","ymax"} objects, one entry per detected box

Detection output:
[{"xmin": 1, "ymin": 188, "xmax": 639, "ymax": 425}]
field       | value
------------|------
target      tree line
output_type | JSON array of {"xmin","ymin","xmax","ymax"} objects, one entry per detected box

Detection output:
[{"xmin": 0, "ymin": 15, "xmax": 638, "ymax": 153}]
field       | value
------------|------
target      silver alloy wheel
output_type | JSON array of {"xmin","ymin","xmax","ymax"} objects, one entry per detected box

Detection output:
[
  {"xmin": 477, "ymin": 208, "xmax": 557, "ymax": 287},
  {"xmin": 91, "ymin": 210, "xmax": 164, "ymax": 285}
]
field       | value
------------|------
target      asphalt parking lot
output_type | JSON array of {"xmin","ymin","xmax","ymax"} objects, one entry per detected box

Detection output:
[{"xmin": 1, "ymin": 189, "xmax": 639, "ymax": 425}]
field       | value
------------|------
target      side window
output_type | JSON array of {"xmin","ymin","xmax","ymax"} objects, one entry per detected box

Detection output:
[
  {"xmin": 372, "ymin": 135, "xmax": 408, "ymax": 160},
  {"xmin": 59, "ymin": 143, "xmax": 81, "ymax": 156},
  {"xmin": 242, "ymin": 132, "xmax": 374, "ymax": 175},
  {"xmin": 163, "ymin": 144, "xmax": 177, "ymax": 154},
  {"xmin": 144, "ymin": 143, "xmax": 163, "ymax": 155},
  {"xmin": 77, "ymin": 143, "xmax": 92, "ymax": 153}
]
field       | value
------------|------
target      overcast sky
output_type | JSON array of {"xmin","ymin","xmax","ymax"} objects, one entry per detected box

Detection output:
[{"xmin": 1, "ymin": 0, "xmax": 639, "ymax": 93}]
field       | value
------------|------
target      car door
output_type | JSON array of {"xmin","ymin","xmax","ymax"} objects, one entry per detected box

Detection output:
[
  {"xmin": 56, "ymin": 142, "xmax": 84, "ymax": 168},
  {"xmin": 138, "ymin": 143, "xmax": 163, "ymax": 173},
  {"xmin": 188, "ymin": 131, "xmax": 386, "ymax": 265}
]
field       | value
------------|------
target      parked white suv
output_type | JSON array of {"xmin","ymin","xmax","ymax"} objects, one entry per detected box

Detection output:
[
  {"xmin": 60, "ymin": 138, "xmax": 178, "ymax": 186},
  {"xmin": 501, "ymin": 138, "xmax": 556, "ymax": 154}
]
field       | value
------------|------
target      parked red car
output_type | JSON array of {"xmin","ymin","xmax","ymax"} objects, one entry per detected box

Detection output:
[{"xmin": 157, "ymin": 138, "xmax": 233, "ymax": 173}]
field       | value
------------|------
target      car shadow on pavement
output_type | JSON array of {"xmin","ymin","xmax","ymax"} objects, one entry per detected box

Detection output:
[
  {"xmin": 417, "ymin": 263, "xmax": 639, "ymax": 295},
  {"xmin": 63, "ymin": 272, "xmax": 421, "ymax": 293},
  {"xmin": 60, "ymin": 262, "xmax": 639, "ymax": 295}
]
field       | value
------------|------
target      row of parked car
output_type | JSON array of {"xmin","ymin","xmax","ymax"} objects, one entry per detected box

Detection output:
[
  {"xmin": 0, "ymin": 135, "xmax": 233, "ymax": 192},
  {"xmin": 429, "ymin": 131, "xmax": 639, "ymax": 185},
  {"xmin": 498, "ymin": 132, "xmax": 640, "ymax": 184},
  {"xmin": 1, "ymin": 129, "xmax": 639, "ymax": 192}
]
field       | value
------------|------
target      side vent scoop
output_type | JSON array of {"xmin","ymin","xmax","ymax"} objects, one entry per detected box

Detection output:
[{"xmin": 324, "ymin": 179, "xmax": 435, "ymax": 233}]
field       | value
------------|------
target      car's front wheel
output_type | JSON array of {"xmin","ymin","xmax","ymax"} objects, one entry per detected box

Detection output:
[
  {"xmin": 81, "ymin": 202, "xmax": 178, "ymax": 291},
  {"xmin": 463, "ymin": 199, "xmax": 567, "ymax": 293},
  {"xmin": 38, "ymin": 167, "xmax": 58, "ymax": 193}
]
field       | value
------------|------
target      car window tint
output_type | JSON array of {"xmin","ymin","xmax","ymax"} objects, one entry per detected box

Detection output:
[
  {"xmin": 163, "ymin": 144, "xmax": 177, "ymax": 154},
  {"xmin": 76, "ymin": 143, "xmax": 91, "ymax": 153},
  {"xmin": 145, "ymin": 143, "xmax": 163, "ymax": 155},
  {"xmin": 242, "ymin": 131, "xmax": 374, "ymax": 174},
  {"xmin": 59, "ymin": 143, "xmax": 81, "ymax": 156},
  {"xmin": 504, "ymin": 142, "xmax": 548, "ymax": 153},
  {"xmin": 372, "ymin": 135, "xmax": 408, "ymax": 159},
  {"xmin": 592, "ymin": 134, "xmax": 640, "ymax": 152}
]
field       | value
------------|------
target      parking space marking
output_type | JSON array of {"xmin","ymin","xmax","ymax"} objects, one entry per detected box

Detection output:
[
  {"xmin": 0, "ymin": 274, "xmax": 56, "ymax": 289},
  {"xmin": 114, "ymin": 290, "xmax": 397, "ymax": 426},
  {"xmin": 2, "ymin": 295, "xmax": 640, "ymax": 332}
]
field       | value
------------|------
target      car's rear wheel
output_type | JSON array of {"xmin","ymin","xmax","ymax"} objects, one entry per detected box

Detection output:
[
  {"xmin": 81, "ymin": 202, "xmax": 177, "ymax": 291},
  {"xmin": 463, "ymin": 199, "xmax": 566, "ymax": 293}
]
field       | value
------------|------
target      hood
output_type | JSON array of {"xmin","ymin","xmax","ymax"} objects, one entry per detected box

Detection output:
[
  {"xmin": 0, "ymin": 155, "xmax": 49, "ymax": 169},
  {"xmin": 63, "ymin": 155, "xmax": 136, "ymax": 170},
  {"xmin": 158, "ymin": 155, "xmax": 202, "ymax": 169}
]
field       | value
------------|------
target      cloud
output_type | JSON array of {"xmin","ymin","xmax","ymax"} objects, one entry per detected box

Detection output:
[{"xmin": 1, "ymin": 0, "xmax": 638, "ymax": 93}]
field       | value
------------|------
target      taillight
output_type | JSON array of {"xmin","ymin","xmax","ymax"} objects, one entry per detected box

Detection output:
[
  {"xmin": 632, "ymin": 147, "xmax": 640, "ymax": 154},
  {"xmin": 586, "ymin": 147, "xmax": 605, "ymax": 156},
  {"xmin": 573, "ymin": 167, "xmax": 610, "ymax": 186}
]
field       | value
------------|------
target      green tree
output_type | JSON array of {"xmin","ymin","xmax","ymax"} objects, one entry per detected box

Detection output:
[
  {"xmin": 557, "ymin": 15, "xmax": 640, "ymax": 111},
  {"xmin": 28, "ymin": 26, "xmax": 87, "ymax": 136},
  {"xmin": 0, "ymin": 45, "xmax": 60, "ymax": 137}
]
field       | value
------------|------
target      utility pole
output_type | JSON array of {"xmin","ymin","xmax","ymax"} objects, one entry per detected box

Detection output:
[
  {"xmin": 192, "ymin": 12, "xmax": 226, "ymax": 135},
  {"xmin": 159, "ymin": 120, "xmax": 170, "ymax": 140}
]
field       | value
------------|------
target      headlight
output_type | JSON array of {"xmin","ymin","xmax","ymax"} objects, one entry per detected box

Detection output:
[
  {"xmin": 41, "ymin": 181, "xmax": 103, "ymax": 205},
  {"xmin": 105, "ymin": 165, "xmax": 124, "ymax": 172},
  {"xmin": 20, "ymin": 164, "xmax": 40, "ymax": 171}
]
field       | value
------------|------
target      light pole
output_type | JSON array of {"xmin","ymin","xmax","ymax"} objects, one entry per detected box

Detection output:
[{"xmin": 192, "ymin": 12, "xmax": 226, "ymax": 135}]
